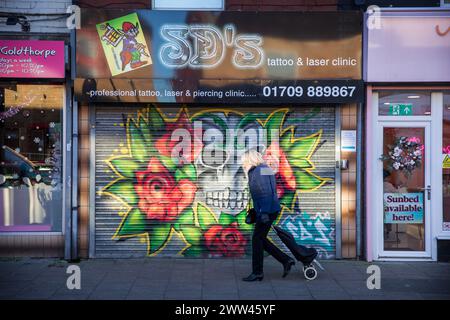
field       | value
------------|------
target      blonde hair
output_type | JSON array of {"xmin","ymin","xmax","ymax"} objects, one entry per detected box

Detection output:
[{"xmin": 241, "ymin": 149, "xmax": 265, "ymax": 169}]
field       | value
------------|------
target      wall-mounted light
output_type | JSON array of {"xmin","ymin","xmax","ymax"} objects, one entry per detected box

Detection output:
[
  {"xmin": 6, "ymin": 16, "xmax": 18, "ymax": 25},
  {"xmin": 5, "ymin": 15, "xmax": 30, "ymax": 32},
  {"xmin": 407, "ymin": 95, "xmax": 421, "ymax": 99}
]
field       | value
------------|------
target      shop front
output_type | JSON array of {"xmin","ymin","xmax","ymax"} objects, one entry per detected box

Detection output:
[
  {"xmin": 0, "ymin": 38, "xmax": 71, "ymax": 257},
  {"xmin": 75, "ymin": 10, "xmax": 363, "ymax": 259},
  {"xmin": 365, "ymin": 10, "xmax": 450, "ymax": 261}
]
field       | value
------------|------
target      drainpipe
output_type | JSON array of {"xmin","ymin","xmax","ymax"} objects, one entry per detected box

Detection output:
[
  {"xmin": 356, "ymin": 102, "xmax": 363, "ymax": 259},
  {"xmin": 67, "ymin": 27, "xmax": 79, "ymax": 261}
]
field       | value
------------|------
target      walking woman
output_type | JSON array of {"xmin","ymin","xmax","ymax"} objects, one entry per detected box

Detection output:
[{"xmin": 241, "ymin": 149, "xmax": 295, "ymax": 281}]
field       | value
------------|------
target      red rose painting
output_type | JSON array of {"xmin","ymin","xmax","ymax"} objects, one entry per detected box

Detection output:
[
  {"xmin": 204, "ymin": 222, "xmax": 247, "ymax": 257},
  {"xmin": 135, "ymin": 157, "xmax": 197, "ymax": 221},
  {"xmin": 155, "ymin": 112, "xmax": 203, "ymax": 165}
]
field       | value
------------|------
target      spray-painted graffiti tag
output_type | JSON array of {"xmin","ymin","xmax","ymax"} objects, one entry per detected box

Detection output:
[{"xmin": 280, "ymin": 211, "xmax": 335, "ymax": 260}]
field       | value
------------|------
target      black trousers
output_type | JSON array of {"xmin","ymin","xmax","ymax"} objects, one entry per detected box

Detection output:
[{"xmin": 252, "ymin": 219, "xmax": 291, "ymax": 274}]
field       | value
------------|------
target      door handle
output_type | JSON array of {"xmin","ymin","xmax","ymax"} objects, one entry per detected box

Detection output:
[
  {"xmin": 336, "ymin": 160, "xmax": 349, "ymax": 170},
  {"xmin": 419, "ymin": 185, "xmax": 431, "ymax": 200}
]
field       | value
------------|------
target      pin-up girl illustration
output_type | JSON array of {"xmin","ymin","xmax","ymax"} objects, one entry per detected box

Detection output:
[
  {"xmin": 120, "ymin": 21, "xmax": 149, "ymax": 71},
  {"xmin": 99, "ymin": 16, "xmax": 151, "ymax": 74}
]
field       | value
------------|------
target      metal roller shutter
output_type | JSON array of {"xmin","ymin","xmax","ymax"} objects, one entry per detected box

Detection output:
[{"xmin": 93, "ymin": 105, "xmax": 336, "ymax": 258}]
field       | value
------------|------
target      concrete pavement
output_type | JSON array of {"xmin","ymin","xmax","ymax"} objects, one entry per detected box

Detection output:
[{"xmin": 0, "ymin": 258, "xmax": 449, "ymax": 300}]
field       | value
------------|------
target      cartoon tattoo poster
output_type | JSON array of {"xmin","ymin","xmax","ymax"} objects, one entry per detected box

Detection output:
[{"xmin": 96, "ymin": 13, "xmax": 152, "ymax": 76}]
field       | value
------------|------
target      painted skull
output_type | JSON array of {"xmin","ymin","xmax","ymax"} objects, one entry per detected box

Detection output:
[{"xmin": 193, "ymin": 111, "xmax": 267, "ymax": 216}]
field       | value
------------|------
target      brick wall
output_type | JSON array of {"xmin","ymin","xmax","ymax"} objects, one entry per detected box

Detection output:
[
  {"xmin": 0, "ymin": 0, "xmax": 340, "ymax": 34},
  {"xmin": 0, "ymin": 0, "xmax": 72, "ymax": 33},
  {"xmin": 226, "ymin": 0, "xmax": 338, "ymax": 11},
  {"xmin": 78, "ymin": 104, "xmax": 90, "ymax": 258},
  {"xmin": 75, "ymin": 0, "xmax": 338, "ymax": 10},
  {"xmin": 341, "ymin": 103, "xmax": 358, "ymax": 258}
]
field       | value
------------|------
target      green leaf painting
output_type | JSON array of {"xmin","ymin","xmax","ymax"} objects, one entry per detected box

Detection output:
[
  {"xmin": 109, "ymin": 158, "xmax": 139, "ymax": 178},
  {"xmin": 128, "ymin": 120, "xmax": 149, "ymax": 162},
  {"xmin": 115, "ymin": 208, "xmax": 146, "ymax": 237},
  {"xmin": 103, "ymin": 179, "xmax": 137, "ymax": 205},
  {"xmin": 197, "ymin": 203, "xmax": 217, "ymax": 231},
  {"xmin": 180, "ymin": 225, "xmax": 202, "ymax": 246},
  {"xmin": 149, "ymin": 224, "xmax": 172, "ymax": 254},
  {"xmin": 175, "ymin": 164, "xmax": 197, "ymax": 182}
]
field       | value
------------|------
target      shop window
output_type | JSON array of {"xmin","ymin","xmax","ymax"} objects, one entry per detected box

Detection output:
[
  {"xmin": 382, "ymin": 127, "xmax": 426, "ymax": 251},
  {"xmin": 443, "ymin": 92, "xmax": 450, "ymax": 231},
  {"xmin": 0, "ymin": 85, "xmax": 63, "ymax": 232},
  {"xmin": 378, "ymin": 91, "xmax": 431, "ymax": 116}
]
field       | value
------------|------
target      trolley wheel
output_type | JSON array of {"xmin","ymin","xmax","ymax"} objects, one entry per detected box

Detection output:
[{"xmin": 303, "ymin": 266, "xmax": 317, "ymax": 280}]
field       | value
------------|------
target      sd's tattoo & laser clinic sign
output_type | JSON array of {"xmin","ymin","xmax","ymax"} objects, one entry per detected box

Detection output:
[{"xmin": 75, "ymin": 10, "xmax": 362, "ymax": 103}]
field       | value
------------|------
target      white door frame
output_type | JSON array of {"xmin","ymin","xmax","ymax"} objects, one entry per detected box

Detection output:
[
  {"xmin": 369, "ymin": 91, "xmax": 443, "ymax": 261},
  {"xmin": 374, "ymin": 121, "xmax": 432, "ymax": 259}
]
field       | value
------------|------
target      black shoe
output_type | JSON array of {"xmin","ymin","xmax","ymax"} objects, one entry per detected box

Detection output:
[
  {"xmin": 282, "ymin": 259, "xmax": 295, "ymax": 278},
  {"xmin": 242, "ymin": 273, "xmax": 264, "ymax": 282}
]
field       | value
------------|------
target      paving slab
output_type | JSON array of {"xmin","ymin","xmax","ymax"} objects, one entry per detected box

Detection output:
[{"xmin": 0, "ymin": 258, "xmax": 449, "ymax": 300}]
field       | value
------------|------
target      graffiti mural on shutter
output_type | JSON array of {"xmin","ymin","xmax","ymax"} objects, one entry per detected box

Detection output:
[{"xmin": 94, "ymin": 105, "xmax": 336, "ymax": 258}]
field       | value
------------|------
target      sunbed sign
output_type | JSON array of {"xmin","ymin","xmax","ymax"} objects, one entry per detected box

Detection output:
[
  {"xmin": 384, "ymin": 193, "xmax": 424, "ymax": 224},
  {"xmin": 75, "ymin": 10, "xmax": 362, "ymax": 103}
]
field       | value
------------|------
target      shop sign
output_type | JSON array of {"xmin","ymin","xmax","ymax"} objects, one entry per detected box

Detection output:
[
  {"xmin": 0, "ymin": 40, "xmax": 65, "ymax": 78},
  {"xmin": 443, "ymin": 154, "xmax": 450, "ymax": 169},
  {"xmin": 366, "ymin": 13, "xmax": 450, "ymax": 82},
  {"xmin": 389, "ymin": 103, "xmax": 412, "ymax": 116},
  {"xmin": 384, "ymin": 193, "xmax": 424, "ymax": 224},
  {"xmin": 75, "ymin": 10, "xmax": 362, "ymax": 103},
  {"xmin": 74, "ymin": 78, "xmax": 363, "ymax": 103}
]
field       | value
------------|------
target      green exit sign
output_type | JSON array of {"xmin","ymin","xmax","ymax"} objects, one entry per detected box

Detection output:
[{"xmin": 389, "ymin": 103, "xmax": 413, "ymax": 116}]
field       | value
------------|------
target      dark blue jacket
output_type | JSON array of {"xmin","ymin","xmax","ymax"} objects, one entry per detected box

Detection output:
[{"xmin": 247, "ymin": 164, "xmax": 281, "ymax": 222}]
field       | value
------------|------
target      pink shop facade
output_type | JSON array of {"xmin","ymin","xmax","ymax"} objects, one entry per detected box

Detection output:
[{"xmin": 364, "ymin": 9, "xmax": 450, "ymax": 261}]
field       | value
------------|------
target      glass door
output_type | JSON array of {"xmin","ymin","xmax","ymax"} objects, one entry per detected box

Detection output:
[{"xmin": 378, "ymin": 122, "xmax": 431, "ymax": 257}]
